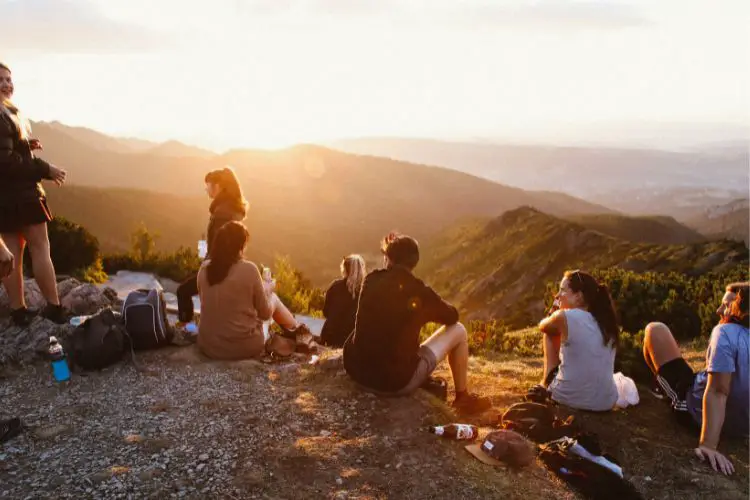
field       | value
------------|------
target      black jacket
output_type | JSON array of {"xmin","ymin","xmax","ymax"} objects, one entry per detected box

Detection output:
[
  {"xmin": 343, "ymin": 266, "xmax": 458, "ymax": 392},
  {"xmin": 320, "ymin": 278, "xmax": 360, "ymax": 348},
  {"xmin": 206, "ymin": 194, "xmax": 247, "ymax": 257},
  {"xmin": 0, "ymin": 106, "xmax": 52, "ymax": 205}
]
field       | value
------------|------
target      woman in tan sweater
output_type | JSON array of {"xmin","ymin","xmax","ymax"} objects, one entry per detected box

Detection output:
[{"xmin": 197, "ymin": 221, "xmax": 307, "ymax": 360}]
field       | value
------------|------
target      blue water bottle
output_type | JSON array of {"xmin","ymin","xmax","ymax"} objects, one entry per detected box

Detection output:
[{"xmin": 49, "ymin": 336, "xmax": 71, "ymax": 382}]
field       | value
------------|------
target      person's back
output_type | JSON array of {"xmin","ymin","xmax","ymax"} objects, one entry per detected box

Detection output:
[
  {"xmin": 344, "ymin": 266, "xmax": 457, "ymax": 392},
  {"xmin": 688, "ymin": 322, "xmax": 750, "ymax": 437},
  {"xmin": 198, "ymin": 259, "xmax": 271, "ymax": 360},
  {"xmin": 320, "ymin": 278, "xmax": 360, "ymax": 348},
  {"xmin": 549, "ymin": 309, "xmax": 617, "ymax": 411}
]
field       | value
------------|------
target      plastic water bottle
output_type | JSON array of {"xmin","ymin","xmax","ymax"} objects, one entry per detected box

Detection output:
[{"xmin": 49, "ymin": 336, "xmax": 71, "ymax": 382}]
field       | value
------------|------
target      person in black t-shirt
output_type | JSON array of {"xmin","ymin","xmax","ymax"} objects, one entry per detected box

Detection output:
[
  {"xmin": 320, "ymin": 254, "xmax": 366, "ymax": 348},
  {"xmin": 344, "ymin": 232, "xmax": 491, "ymax": 415}
]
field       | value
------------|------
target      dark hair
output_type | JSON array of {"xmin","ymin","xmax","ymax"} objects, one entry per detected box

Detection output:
[
  {"xmin": 205, "ymin": 167, "xmax": 248, "ymax": 215},
  {"xmin": 721, "ymin": 284, "xmax": 749, "ymax": 328},
  {"xmin": 726, "ymin": 282, "xmax": 749, "ymax": 294},
  {"xmin": 381, "ymin": 232, "xmax": 419, "ymax": 270},
  {"xmin": 206, "ymin": 222, "xmax": 248, "ymax": 286},
  {"xmin": 564, "ymin": 270, "xmax": 620, "ymax": 347}
]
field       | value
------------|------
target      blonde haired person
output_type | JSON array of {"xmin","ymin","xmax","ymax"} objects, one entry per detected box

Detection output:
[
  {"xmin": 0, "ymin": 62, "xmax": 68, "ymax": 326},
  {"xmin": 320, "ymin": 255, "xmax": 366, "ymax": 347}
]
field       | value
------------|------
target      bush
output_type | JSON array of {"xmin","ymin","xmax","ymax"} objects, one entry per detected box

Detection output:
[
  {"xmin": 269, "ymin": 255, "xmax": 324, "ymax": 315},
  {"xmin": 24, "ymin": 217, "xmax": 100, "ymax": 277},
  {"xmin": 102, "ymin": 247, "xmax": 201, "ymax": 282}
]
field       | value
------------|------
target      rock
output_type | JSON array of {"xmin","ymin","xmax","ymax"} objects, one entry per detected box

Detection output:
[
  {"xmin": 61, "ymin": 283, "xmax": 116, "ymax": 316},
  {"xmin": 199, "ymin": 454, "xmax": 209, "ymax": 461},
  {"xmin": 320, "ymin": 430, "xmax": 332, "ymax": 437},
  {"xmin": 0, "ymin": 279, "xmax": 45, "ymax": 313},
  {"xmin": 0, "ymin": 316, "xmax": 73, "ymax": 366}
]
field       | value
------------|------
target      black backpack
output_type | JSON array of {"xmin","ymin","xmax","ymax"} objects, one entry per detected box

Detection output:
[
  {"xmin": 68, "ymin": 308, "xmax": 127, "ymax": 371},
  {"xmin": 122, "ymin": 289, "xmax": 174, "ymax": 350},
  {"xmin": 499, "ymin": 401, "xmax": 579, "ymax": 443}
]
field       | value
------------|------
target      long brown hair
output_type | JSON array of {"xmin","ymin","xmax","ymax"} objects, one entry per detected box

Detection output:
[
  {"xmin": 721, "ymin": 284, "xmax": 749, "ymax": 328},
  {"xmin": 205, "ymin": 167, "xmax": 248, "ymax": 216},
  {"xmin": 206, "ymin": 222, "xmax": 248, "ymax": 286},
  {"xmin": 565, "ymin": 270, "xmax": 620, "ymax": 347}
]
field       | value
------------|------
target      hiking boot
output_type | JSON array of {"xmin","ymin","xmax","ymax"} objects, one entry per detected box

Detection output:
[
  {"xmin": 452, "ymin": 393, "xmax": 492, "ymax": 415},
  {"xmin": 42, "ymin": 304, "xmax": 68, "ymax": 325},
  {"xmin": 10, "ymin": 307, "xmax": 36, "ymax": 328}
]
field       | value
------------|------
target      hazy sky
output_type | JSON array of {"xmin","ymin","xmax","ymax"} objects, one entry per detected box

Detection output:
[{"xmin": 2, "ymin": 0, "xmax": 748, "ymax": 150}]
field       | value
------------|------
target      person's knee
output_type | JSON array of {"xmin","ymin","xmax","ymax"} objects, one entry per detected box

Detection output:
[
  {"xmin": 451, "ymin": 322, "xmax": 468, "ymax": 343},
  {"xmin": 25, "ymin": 229, "xmax": 50, "ymax": 254},
  {"xmin": 644, "ymin": 322, "xmax": 670, "ymax": 345}
]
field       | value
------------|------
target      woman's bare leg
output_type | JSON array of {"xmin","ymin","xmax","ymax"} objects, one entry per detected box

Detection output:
[
  {"xmin": 0, "ymin": 233, "xmax": 25, "ymax": 309},
  {"xmin": 268, "ymin": 293, "xmax": 298, "ymax": 330},
  {"xmin": 542, "ymin": 333, "xmax": 562, "ymax": 386},
  {"xmin": 22, "ymin": 223, "xmax": 60, "ymax": 305},
  {"xmin": 422, "ymin": 323, "xmax": 469, "ymax": 393},
  {"xmin": 643, "ymin": 322, "xmax": 683, "ymax": 373}
]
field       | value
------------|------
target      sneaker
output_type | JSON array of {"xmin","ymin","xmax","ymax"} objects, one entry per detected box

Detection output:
[
  {"xmin": 452, "ymin": 393, "xmax": 492, "ymax": 415},
  {"xmin": 292, "ymin": 324, "xmax": 316, "ymax": 353},
  {"xmin": 42, "ymin": 304, "xmax": 68, "ymax": 325},
  {"xmin": 10, "ymin": 307, "xmax": 36, "ymax": 328}
]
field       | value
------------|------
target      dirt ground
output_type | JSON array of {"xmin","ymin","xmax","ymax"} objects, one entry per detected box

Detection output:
[{"xmin": 1, "ymin": 343, "xmax": 747, "ymax": 499}]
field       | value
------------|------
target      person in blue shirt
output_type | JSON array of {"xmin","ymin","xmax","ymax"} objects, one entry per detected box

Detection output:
[{"xmin": 643, "ymin": 282, "xmax": 749, "ymax": 476}]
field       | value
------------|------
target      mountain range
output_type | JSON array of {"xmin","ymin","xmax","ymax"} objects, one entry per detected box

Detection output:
[
  {"xmin": 419, "ymin": 207, "xmax": 748, "ymax": 329},
  {"xmin": 32, "ymin": 121, "xmax": 612, "ymax": 284},
  {"xmin": 327, "ymin": 137, "xmax": 749, "ymax": 218}
]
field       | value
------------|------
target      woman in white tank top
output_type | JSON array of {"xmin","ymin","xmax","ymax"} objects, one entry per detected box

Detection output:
[{"xmin": 538, "ymin": 270, "xmax": 619, "ymax": 411}]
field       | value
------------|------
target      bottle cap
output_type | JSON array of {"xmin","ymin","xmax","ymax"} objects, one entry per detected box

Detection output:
[{"xmin": 49, "ymin": 336, "xmax": 58, "ymax": 344}]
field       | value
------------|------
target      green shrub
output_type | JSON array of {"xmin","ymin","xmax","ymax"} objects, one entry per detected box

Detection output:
[{"xmin": 25, "ymin": 217, "xmax": 100, "ymax": 276}]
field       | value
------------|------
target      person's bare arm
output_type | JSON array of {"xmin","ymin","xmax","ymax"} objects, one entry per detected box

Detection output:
[
  {"xmin": 0, "ymin": 237, "xmax": 13, "ymax": 278},
  {"xmin": 695, "ymin": 372, "xmax": 735, "ymax": 475},
  {"xmin": 539, "ymin": 310, "xmax": 568, "ymax": 341}
]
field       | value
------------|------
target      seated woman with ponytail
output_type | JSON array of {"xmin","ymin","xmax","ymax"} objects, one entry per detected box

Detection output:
[
  {"xmin": 538, "ymin": 270, "xmax": 619, "ymax": 411},
  {"xmin": 197, "ymin": 222, "xmax": 311, "ymax": 360}
]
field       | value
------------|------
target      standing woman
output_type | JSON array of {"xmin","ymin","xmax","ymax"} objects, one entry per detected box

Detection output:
[
  {"xmin": 0, "ymin": 62, "xmax": 68, "ymax": 326},
  {"xmin": 320, "ymin": 255, "xmax": 366, "ymax": 347},
  {"xmin": 176, "ymin": 167, "xmax": 248, "ymax": 324}
]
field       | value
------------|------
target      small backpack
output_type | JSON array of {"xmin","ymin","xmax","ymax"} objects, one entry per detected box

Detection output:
[
  {"xmin": 68, "ymin": 308, "xmax": 127, "ymax": 370},
  {"xmin": 122, "ymin": 288, "xmax": 173, "ymax": 350},
  {"xmin": 499, "ymin": 401, "xmax": 578, "ymax": 443}
]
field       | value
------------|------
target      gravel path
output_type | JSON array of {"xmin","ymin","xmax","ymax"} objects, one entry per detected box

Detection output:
[{"xmin": 1, "ymin": 354, "xmax": 279, "ymax": 499}]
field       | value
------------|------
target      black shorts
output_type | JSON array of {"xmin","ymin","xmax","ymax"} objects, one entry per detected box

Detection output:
[
  {"xmin": 656, "ymin": 357, "xmax": 696, "ymax": 414},
  {"xmin": 0, "ymin": 198, "xmax": 53, "ymax": 234}
]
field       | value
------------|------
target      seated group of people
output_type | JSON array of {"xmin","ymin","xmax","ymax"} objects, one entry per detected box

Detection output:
[{"xmin": 180, "ymin": 168, "xmax": 748, "ymax": 475}]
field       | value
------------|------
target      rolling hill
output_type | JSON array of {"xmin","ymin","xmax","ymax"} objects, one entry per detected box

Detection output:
[
  {"xmin": 420, "ymin": 207, "xmax": 748, "ymax": 329},
  {"xmin": 30, "ymin": 122, "xmax": 616, "ymax": 284},
  {"xmin": 328, "ymin": 137, "xmax": 749, "ymax": 220},
  {"xmin": 565, "ymin": 214, "xmax": 706, "ymax": 245},
  {"xmin": 686, "ymin": 198, "xmax": 750, "ymax": 245}
]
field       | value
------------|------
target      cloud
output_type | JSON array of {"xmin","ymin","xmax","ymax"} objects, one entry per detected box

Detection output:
[
  {"xmin": 237, "ymin": 0, "xmax": 648, "ymax": 30},
  {"xmin": 0, "ymin": 0, "xmax": 168, "ymax": 53}
]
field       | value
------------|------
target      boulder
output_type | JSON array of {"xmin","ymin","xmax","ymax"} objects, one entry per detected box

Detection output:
[
  {"xmin": 0, "ymin": 317, "xmax": 73, "ymax": 366},
  {"xmin": 61, "ymin": 283, "xmax": 118, "ymax": 316},
  {"xmin": 0, "ymin": 277, "xmax": 118, "ymax": 365}
]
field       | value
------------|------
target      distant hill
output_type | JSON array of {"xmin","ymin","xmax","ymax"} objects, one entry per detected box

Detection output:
[
  {"xmin": 420, "ymin": 207, "xmax": 748, "ymax": 328},
  {"xmin": 328, "ymin": 137, "xmax": 748, "ymax": 217},
  {"xmin": 565, "ymin": 214, "xmax": 706, "ymax": 245},
  {"xmin": 30, "ymin": 122, "xmax": 617, "ymax": 284},
  {"xmin": 686, "ymin": 198, "xmax": 750, "ymax": 245}
]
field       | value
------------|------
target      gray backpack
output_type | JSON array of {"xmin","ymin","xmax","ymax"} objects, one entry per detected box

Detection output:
[{"xmin": 122, "ymin": 289, "xmax": 173, "ymax": 350}]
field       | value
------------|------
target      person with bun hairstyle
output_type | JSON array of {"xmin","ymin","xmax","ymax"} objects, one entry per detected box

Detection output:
[
  {"xmin": 0, "ymin": 62, "xmax": 68, "ymax": 326},
  {"xmin": 344, "ymin": 232, "xmax": 491, "ymax": 415},
  {"xmin": 176, "ymin": 167, "xmax": 248, "ymax": 324},
  {"xmin": 539, "ymin": 269, "xmax": 619, "ymax": 411}
]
